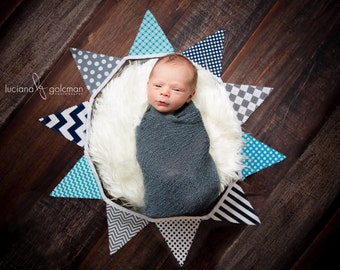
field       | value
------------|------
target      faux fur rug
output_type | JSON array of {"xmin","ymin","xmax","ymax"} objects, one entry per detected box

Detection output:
[{"xmin": 88, "ymin": 57, "xmax": 243, "ymax": 209}]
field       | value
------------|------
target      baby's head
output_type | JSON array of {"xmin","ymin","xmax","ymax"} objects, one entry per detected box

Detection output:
[{"xmin": 147, "ymin": 54, "xmax": 197, "ymax": 114}]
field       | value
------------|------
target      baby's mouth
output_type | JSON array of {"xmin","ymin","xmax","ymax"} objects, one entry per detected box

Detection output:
[{"xmin": 156, "ymin": 101, "xmax": 168, "ymax": 106}]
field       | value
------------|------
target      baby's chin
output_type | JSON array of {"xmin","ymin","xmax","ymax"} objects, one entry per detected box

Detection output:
[{"xmin": 156, "ymin": 108, "xmax": 175, "ymax": 114}]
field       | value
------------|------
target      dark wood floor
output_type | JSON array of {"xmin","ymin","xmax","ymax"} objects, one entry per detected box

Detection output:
[{"xmin": 0, "ymin": 0, "xmax": 339, "ymax": 269}]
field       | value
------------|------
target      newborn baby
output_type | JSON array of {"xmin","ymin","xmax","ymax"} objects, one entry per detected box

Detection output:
[{"xmin": 136, "ymin": 54, "xmax": 220, "ymax": 218}]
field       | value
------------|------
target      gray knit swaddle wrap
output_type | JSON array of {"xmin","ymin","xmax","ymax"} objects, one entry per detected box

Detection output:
[{"xmin": 136, "ymin": 102, "xmax": 220, "ymax": 218}]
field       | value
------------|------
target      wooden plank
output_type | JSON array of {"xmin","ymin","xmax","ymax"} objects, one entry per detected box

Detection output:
[
  {"xmin": 2, "ymin": 197, "xmax": 107, "ymax": 269},
  {"xmin": 0, "ymin": 0, "xmax": 103, "ymax": 130},
  {"xmin": 170, "ymin": 221, "xmax": 246, "ymax": 269},
  {"xmin": 223, "ymin": 0, "xmax": 339, "ymax": 85},
  {"xmin": 0, "ymin": 85, "xmax": 86, "ymax": 228},
  {"xmin": 214, "ymin": 106, "xmax": 340, "ymax": 269},
  {"xmin": 0, "ymin": 0, "xmax": 24, "ymax": 28},
  {"xmin": 1, "ymin": 0, "xmax": 339, "ymax": 269},
  {"xmin": 225, "ymin": 0, "xmax": 340, "ymax": 211},
  {"xmin": 78, "ymin": 224, "xmax": 173, "ymax": 270},
  {"xmin": 167, "ymin": 0, "xmax": 276, "ymax": 70},
  {"xmin": 291, "ymin": 208, "xmax": 339, "ymax": 269}
]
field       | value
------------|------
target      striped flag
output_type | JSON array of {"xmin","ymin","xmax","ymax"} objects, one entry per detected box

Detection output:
[{"xmin": 209, "ymin": 183, "xmax": 261, "ymax": 225}]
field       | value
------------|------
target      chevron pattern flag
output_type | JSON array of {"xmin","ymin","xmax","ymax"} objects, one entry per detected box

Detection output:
[
  {"xmin": 70, "ymin": 48, "xmax": 122, "ymax": 95},
  {"xmin": 39, "ymin": 102, "xmax": 88, "ymax": 147},
  {"xmin": 225, "ymin": 83, "xmax": 273, "ymax": 124},
  {"xmin": 183, "ymin": 30, "xmax": 225, "ymax": 77},
  {"xmin": 107, "ymin": 204, "xmax": 149, "ymax": 254},
  {"xmin": 50, "ymin": 155, "xmax": 102, "ymax": 199},
  {"xmin": 242, "ymin": 133, "xmax": 286, "ymax": 178},
  {"xmin": 209, "ymin": 183, "xmax": 260, "ymax": 225},
  {"xmin": 156, "ymin": 218, "xmax": 201, "ymax": 266},
  {"xmin": 129, "ymin": 10, "xmax": 174, "ymax": 56}
]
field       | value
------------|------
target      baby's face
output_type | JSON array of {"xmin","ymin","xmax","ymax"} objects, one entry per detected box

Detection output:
[{"xmin": 147, "ymin": 61, "xmax": 195, "ymax": 114}]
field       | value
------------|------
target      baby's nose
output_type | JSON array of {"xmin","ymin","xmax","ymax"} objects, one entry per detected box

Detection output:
[{"xmin": 160, "ymin": 87, "xmax": 170, "ymax": 96}]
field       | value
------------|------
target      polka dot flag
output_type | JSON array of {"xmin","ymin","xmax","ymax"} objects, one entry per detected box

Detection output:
[
  {"xmin": 183, "ymin": 30, "xmax": 225, "ymax": 77},
  {"xmin": 129, "ymin": 10, "xmax": 174, "ymax": 56},
  {"xmin": 156, "ymin": 218, "xmax": 201, "ymax": 266},
  {"xmin": 70, "ymin": 48, "xmax": 121, "ymax": 94},
  {"xmin": 241, "ymin": 133, "xmax": 286, "ymax": 178}
]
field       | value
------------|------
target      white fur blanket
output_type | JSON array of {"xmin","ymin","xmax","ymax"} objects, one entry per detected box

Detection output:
[{"xmin": 88, "ymin": 57, "xmax": 243, "ymax": 208}]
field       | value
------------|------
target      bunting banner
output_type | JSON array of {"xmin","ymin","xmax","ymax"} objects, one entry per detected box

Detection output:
[{"xmin": 40, "ymin": 10, "xmax": 286, "ymax": 267}]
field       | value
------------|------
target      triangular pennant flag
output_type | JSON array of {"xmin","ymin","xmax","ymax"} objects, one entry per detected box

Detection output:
[
  {"xmin": 50, "ymin": 155, "xmax": 102, "ymax": 199},
  {"xmin": 156, "ymin": 218, "xmax": 201, "ymax": 266},
  {"xmin": 39, "ymin": 102, "xmax": 88, "ymax": 147},
  {"xmin": 129, "ymin": 10, "xmax": 174, "ymax": 56},
  {"xmin": 225, "ymin": 83, "xmax": 273, "ymax": 124},
  {"xmin": 106, "ymin": 204, "xmax": 149, "ymax": 254},
  {"xmin": 209, "ymin": 183, "xmax": 260, "ymax": 225},
  {"xmin": 183, "ymin": 30, "xmax": 225, "ymax": 77},
  {"xmin": 242, "ymin": 133, "xmax": 286, "ymax": 178},
  {"xmin": 70, "ymin": 48, "xmax": 121, "ymax": 94}
]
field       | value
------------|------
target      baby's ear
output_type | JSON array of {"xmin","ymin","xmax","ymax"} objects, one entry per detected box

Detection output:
[{"xmin": 187, "ymin": 89, "xmax": 196, "ymax": 102}]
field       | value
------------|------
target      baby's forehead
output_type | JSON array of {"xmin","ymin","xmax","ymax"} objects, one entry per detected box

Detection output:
[
  {"xmin": 157, "ymin": 57, "xmax": 191, "ymax": 67},
  {"xmin": 153, "ymin": 58, "xmax": 194, "ymax": 74},
  {"xmin": 149, "ymin": 55, "xmax": 198, "ymax": 88}
]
